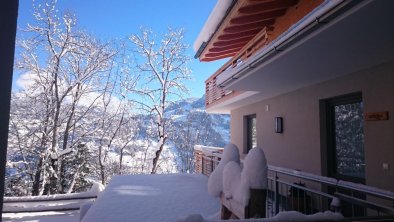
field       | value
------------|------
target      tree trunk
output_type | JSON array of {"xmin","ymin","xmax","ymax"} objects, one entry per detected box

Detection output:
[{"xmin": 151, "ymin": 136, "xmax": 166, "ymax": 174}]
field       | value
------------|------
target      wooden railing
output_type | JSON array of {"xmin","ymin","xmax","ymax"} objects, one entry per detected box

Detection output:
[
  {"xmin": 205, "ymin": 27, "xmax": 270, "ymax": 108},
  {"xmin": 194, "ymin": 145, "xmax": 223, "ymax": 176}
]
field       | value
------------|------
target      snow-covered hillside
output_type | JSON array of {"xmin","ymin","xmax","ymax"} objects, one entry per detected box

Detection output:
[
  {"xmin": 166, "ymin": 95, "xmax": 230, "ymax": 144},
  {"xmin": 140, "ymin": 95, "xmax": 230, "ymax": 173}
]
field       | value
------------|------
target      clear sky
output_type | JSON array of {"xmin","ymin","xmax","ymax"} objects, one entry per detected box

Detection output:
[{"xmin": 15, "ymin": 0, "xmax": 228, "ymax": 98}]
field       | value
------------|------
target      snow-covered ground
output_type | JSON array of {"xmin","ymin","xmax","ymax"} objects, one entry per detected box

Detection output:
[
  {"xmin": 82, "ymin": 174, "xmax": 220, "ymax": 222},
  {"xmin": 3, "ymin": 210, "xmax": 79, "ymax": 222}
]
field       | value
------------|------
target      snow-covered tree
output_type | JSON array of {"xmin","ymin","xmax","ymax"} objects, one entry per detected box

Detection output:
[
  {"xmin": 9, "ymin": 0, "xmax": 120, "ymax": 195},
  {"xmin": 6, "ymin": 0, "xmax": 230, "ymax": 197},
  {"xmin": 125, "ymin": 28, "xmax": 191, "ymax": 174}
]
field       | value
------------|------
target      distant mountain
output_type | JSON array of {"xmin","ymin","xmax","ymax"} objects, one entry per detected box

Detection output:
[
  {"xmin": 164, "ymin": 95, "xmax": 230, "ymax": 173},
  {"xmin": 166, "ymin": 95, "xmax": 230, "ymax": 146}
]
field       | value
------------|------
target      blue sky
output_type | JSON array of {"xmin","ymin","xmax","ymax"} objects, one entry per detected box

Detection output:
[{"xmin": 15, "ymin": 0, "xmax": 227, "ymax": 98}]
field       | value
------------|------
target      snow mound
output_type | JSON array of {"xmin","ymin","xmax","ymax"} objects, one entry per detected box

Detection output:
[
  {"xmin": 207, "ymin": 143, "xmax": 240, "ymax": 197},
  {"xmin": 271, "ymin": 210, "xmax": 344, "ymax": 221},
  {"xmin": 221, "ymin": 147, "xmax": 268, "ymax": 206},
  {"xmin": 80, "ymin": 201, "xmax": 94, "ymax": 221},
  {"xmin": 242, "ymin": 147, "xmax": 268, "ymax": 189},
  {"xmin": 236, "ymin": 147, "xmax": 268, "ymax": 205},
  {"xmin": 222, "ymin": 161, "xmax": 242, "ymax": 199},
  {"xmin": 87, "ymin": 181, "xmax": 105, "ymax": 195},
  {"xmin": 176, "ymin": 214, "xmax": 204, "ymax": 222}
]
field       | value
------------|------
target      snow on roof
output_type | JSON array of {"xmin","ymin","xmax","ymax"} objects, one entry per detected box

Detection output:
[
  {"xmin": 81, "ymin": 174, "xmax": 220, "ymax": 222},
  {"xmin": 193, "ymin": 0, "xmax": 234, "ymax": 52}
]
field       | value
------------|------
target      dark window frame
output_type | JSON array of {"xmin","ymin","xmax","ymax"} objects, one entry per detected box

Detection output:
[
  {"xmin": 244, "ymin": 114, "xmax": 256, "ymax": 154},
  {"xmin": 320, "ymin": 92, "xmax": 365, "ymax": 184}
]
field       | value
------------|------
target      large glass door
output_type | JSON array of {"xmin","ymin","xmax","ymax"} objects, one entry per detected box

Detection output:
[
  {"xmin": 326, "ymin": 93, "xmax": 365, "ymax": 183},
  {"xmin": 320, "ymin": 92, "xmax": 366, "ymax": 217}
]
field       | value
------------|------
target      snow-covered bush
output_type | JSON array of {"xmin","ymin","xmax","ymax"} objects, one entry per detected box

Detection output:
[
  {"xmin": 236, "ymin": 147, "xmax": 267, "ymax": 205},
  {"xmin": 207, "ymin": 143, "xmax": 240, "ymax": 197},
  {"xmin": 222, "ymin": 161, "xmax": 242, "ymax": 199},
  {"xmin": 222, "ymin": 147, "xmax": 268, "ymax": 206}
]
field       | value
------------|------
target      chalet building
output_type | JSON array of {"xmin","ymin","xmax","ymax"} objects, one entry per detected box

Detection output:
[{"xmin": 194, "ymin": 0, "xmax": 394, "ymax": 218}]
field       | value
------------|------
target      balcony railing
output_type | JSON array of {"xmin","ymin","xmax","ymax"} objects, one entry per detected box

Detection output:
[
  {"xmin": 194, "ymin": 145, "xmax": 394, "ymax": 220},
  {"xmin": 194, "ymin": 145, "xmax": 223, "ymax": 176},
  {"xmin": 205, "ymin": 28, "xmax": 270, "ymax": 109},
  {"xmin": 3, "ymin": 193, "xmax": 97, "ymax": 213}
]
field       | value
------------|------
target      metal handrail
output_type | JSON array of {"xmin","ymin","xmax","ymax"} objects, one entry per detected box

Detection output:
[
  {"xmin": 194, "ymin": 145, "xmax": 394, "ymax": 217},
  {"xmin": 268, "ymin": 165, "xmax": 394, "ymax": 201}
]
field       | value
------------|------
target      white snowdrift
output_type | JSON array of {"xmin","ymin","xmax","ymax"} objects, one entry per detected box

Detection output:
[
  {"xmin": 177, "ymin": 210, "xmax": 344, "ymax": 222},
  {"xmin": 3, "ymin": 181, "xmax": 104, "ymax": 213},
  {"xmin": 208, "ymin": 143, "xmax": 240, "ymax": 197},
  {"xmin": 81, "ymin": 174, "xmax": 220, "ymax": 222},
  {"xmin": 223, "ymin": 147, "xmax": 268, "ymax": 206},
  {"xmin": 222, "ymin": 161, "xmax": 242, "ymax": 199}
]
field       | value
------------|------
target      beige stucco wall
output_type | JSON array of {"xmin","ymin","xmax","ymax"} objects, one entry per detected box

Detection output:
[{"xmin": 230, "ymin": 60, "xmax": 394, "ymax": 191}]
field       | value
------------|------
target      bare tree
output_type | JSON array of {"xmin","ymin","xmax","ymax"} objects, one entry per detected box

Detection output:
[
  {"xmin": 125, "ymin": 28, "xmax": 191, "ymax": 174},
  {"xmin": 13, "ymin": 0, "xmax": 117, "ymax": 194}
]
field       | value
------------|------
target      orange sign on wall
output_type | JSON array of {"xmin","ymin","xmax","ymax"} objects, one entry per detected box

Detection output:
[{"xmin": 365, "ymin": 112, "xmax": 389, "ymax": 121}]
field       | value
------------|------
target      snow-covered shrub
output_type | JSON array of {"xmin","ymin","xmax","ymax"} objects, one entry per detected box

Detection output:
[
  {"xmin": 221, "ymin": 147, "xmax": 268, "ymax": 206},
  {"xmin": 235, "ymin": 147, "xmax": 268, "ymax": 205},
  {"xmin": 222, "ymin": 161, "xmax": 242, "ymax": 199},
  {"xmin": 207, "ymin": 143, "xmax": 240, "ymax": 197}
]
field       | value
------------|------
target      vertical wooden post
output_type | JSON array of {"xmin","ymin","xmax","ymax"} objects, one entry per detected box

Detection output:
[
  {"xmin": 211, "ymin": 158, "xmax": 214, "ymax": 174},
  {"xmin": 201, "ymin": 155, "xmax": 205, "ymax": 175},
  {"xmin": 246, "ymin": 189, "xmax": 267, "ymax": 218},
  {"xmin": 0, "ymin": 0, "xmax": 19, "ymax": 219},
  {"xmin": 221, "ymin": 204, "xmax": 232, "ymax": 220}
]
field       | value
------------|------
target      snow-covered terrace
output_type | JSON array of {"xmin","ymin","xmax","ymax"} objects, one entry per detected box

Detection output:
[
  {"xmin": 81, "ymin": 174, "xmax": 220, "ymax": 222},
  {"xmin": 3, "ymin": 174, "xmax": 221, "ymax": 222}
]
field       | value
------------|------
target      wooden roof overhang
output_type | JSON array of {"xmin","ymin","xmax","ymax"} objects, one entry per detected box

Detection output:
[{"xmin": 197, "ymin": 0, "xmax": 299, "ymax": 62}]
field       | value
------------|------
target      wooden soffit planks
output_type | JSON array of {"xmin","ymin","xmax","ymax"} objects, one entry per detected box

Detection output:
[{"xmin": 200, "ymin": 0, "xmax": 299, "ymax": 62}]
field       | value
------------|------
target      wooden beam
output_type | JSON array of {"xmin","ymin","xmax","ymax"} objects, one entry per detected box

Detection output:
[
  {"xmin": 0, "ymin": 0, "xmax": 19, "ymax": 218},
  {"xmin": 247, "ymin": 0, "xmax": 273, "ymax": 2},
  {"xmin": 209, "ymin": 43, "xmax": 246, "ymax": 52},
  {"xmin": 239, "ymin": 0, "xmax": 298, "ymax": 14},
  {"xmin": 213, "ymin": 36, "xmax": 254, "ymax": 47},
  {"xmin": 230, "ymin": 9, "xmax": 287, "ymax": 25},
  {"xmin": 208, "ymin": 46, "xmax": 243, "ymax": 54},
  {"xmin": 218, "ymin": 29, "xmax": 261, "ymax": 41},
  {"xmin": 201, "ymin": 53, "xmax": 236, "ymax": 62},
  {"xmin": 213, "ymin": 39, "xmax": 249, "ymax": 48},
  {"xmin": 205, "ymin": 48, "xmax": 241, "ymax": 58},
  {"xmin": 224, "ymin": 20, "xmax": 275, "ymax": 33}
]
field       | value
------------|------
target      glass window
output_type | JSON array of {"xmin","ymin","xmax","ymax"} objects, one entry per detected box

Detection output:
[
  {"xmin": 245, "ymin": 114, "xmax": 257, "ymax": 153},
  {"xmin": 322, "ymin": 92, "xmax": 365, "ymax": 182},
  {"xmin": 334, "ymin": 102, "xmax": 365, "ymax": 179}
]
